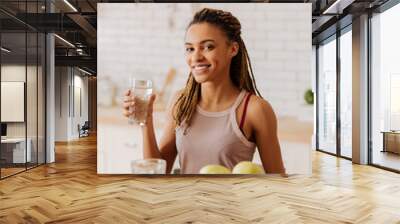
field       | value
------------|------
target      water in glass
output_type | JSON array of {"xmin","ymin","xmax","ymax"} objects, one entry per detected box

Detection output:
[{"xmin": 130, "ymin": 79, "xmax": 152, "ymax": 126}]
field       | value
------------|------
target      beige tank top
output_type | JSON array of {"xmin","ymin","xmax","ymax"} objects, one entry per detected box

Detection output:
[{"xmin": 175, "ymin": 90, "xmax": 256, "ymax": 174}]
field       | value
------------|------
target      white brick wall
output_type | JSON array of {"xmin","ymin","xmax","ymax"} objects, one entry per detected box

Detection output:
[{"xmin": 98, "ymin": 3, "xmax": 312, "ymax": 120}]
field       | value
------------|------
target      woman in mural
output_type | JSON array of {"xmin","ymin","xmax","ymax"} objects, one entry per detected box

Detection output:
[{"xmin": 123, "ymin": 8, "xmax": 285, "ymax": 174}]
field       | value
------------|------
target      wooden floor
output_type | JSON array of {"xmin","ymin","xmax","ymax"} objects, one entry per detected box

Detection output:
[
  {"xmin": 1, "ymin": 135, "xmax": 400, "ymax": 223},
  {"xmin": 0, "ymin": 167, "xmax": 26, "ymax": 178},
  {"xmin": 372, "ymin": 151, "xmax": 400, "ymax": 171},
  {"xmin": 1, "ymin": 163, "xmax": 45, "ymax": 178}
]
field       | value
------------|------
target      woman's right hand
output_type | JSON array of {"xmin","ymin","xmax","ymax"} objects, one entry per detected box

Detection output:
[{"xmin": 122, "ymin": 89, "xmax": 156, "ymax": 124}]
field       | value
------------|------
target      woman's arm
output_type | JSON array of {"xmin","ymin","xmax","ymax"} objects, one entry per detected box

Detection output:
[
  {"xmin": 123, "ymin": 90, "xmax": 181, "ymax": 174},
  {"xmin": 142, "ymin": 96, "xmax": 178, "ymax": 173},
  {"xmin": 142, "ymin": 91, "xmax": 182, "ymax": 174},
  {"xmin": 248, "ymin": 97, "xmax": 286, "ymax": 174}
]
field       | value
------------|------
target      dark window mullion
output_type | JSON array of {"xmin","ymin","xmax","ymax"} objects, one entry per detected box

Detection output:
[
  {"xmin": 36, "ymin": 0, "xmax": 39, "ymax": 167},
  {"xmin": 336, "ymin": 29, "xmax": 341, "ymax": 157},
  {"xmin": 25, "ymin": 0, "xmax": 28, "ymax": 171},
  {"xmin": 44, "ymin": 30, "xmax": 47, "ymax": 164},
  {"xmin": 316, "ymin": 45, "xmax": 320, "ymax": 150},
  {"xmin": 367, "ymin": 11, "xmax": 373, "ymax": 165}
]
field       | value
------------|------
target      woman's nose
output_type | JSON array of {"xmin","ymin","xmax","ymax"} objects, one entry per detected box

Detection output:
[{"xmin": 192, "ymin": 49, "xmax": 205, "ymax": 61}]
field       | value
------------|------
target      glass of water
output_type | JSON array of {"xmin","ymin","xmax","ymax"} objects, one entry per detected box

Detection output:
[
  {"xmin": 131, "ymin": 159, "xmax": 166, "ymax": 174},
  {"xmin": 129, "ymin": 78, "xmax": 153, "ymax": 126}
]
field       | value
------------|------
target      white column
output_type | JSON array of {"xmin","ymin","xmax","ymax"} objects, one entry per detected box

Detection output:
[
  {"xmin": 46, "ymin": 32, "xmax": 55, "ymax": 163},
  {"xmin": 352, "ymin": 14, "xmax": 369, "ymax": 164}
]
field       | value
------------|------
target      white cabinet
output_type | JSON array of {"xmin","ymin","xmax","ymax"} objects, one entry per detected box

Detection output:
[{"xmin": 1, "ymin": 138, "xmax": 32, "ymax": 163}]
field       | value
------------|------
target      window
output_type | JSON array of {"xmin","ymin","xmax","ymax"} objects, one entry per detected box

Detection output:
[
  {"xmin": 339, "ymin": 27, "xmax": 352, "ymax": 158},
  {"xmin": 317, "ymin": 36, "xmax": 337, "ymax": 154},
  {"xmin": 370, "ymin": 2, "xmax": 400, "ymax": 171}
]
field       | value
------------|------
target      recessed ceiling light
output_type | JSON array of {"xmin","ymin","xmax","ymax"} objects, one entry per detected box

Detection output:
[
  {"xmin": 1, "ymin": 47, "xmax": 11, "ymax": 53},
  {"xmin": 323, "ymin": 0, "xmax": 354, "ymax": 15},
  {"xmin": 63, "ymin": 0, "xmax": 78, "ymax": 12},
  {"xmin": 54, "ymin": 34, "xmax": 75, "ymax": 48},
  {"xmin": 78, "ymin": 67, "xmax": 93, "ymax": 76}
]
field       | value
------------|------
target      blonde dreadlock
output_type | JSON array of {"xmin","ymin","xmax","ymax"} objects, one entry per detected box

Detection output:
[{"xmin": 174, "ymin": 8, "xmax": 262, "ymax": 128}]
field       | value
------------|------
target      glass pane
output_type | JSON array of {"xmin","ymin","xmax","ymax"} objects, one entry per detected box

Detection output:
[
  {"xmin": 318, "ymin": 37, "xmax": 337, "ymax": 154},
  {"xmin": 27, "ymin": 31, "xmax": 38, "ymax": 169},
  {"xmin": 1, "ymin": 31, "xmax": 27, "ymax": 177},
  {"xmin": 38, "ymin": 32, "xmax": 45, "ymax": 165},
  {"xmin": 340, "ymin": 29, "xmax": 352, "ymax": 158},
  {"xmin": 26, "ymin": 0, "xmax": 39, "ymax": 169},
  {"xmin": 371, "ymin": 4, "xmax": 400, "ymax": 171}
]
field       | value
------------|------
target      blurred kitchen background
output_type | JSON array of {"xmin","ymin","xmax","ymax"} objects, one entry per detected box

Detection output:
[{"xmin": 97, "ymin": 3, "xmax": 313, "ymax": 174}]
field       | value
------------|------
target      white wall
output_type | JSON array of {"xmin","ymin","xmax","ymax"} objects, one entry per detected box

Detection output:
[
  {"xmin": 55, "ymin": 67, "xmax": 69, "ymax": 141},
  {"xmin": 72, "ymin": 73, "xmax": 89, "ymax": 138},
  {"xmin": 55, "ymin": 67, "xmax": 89, "ymax": 141}
]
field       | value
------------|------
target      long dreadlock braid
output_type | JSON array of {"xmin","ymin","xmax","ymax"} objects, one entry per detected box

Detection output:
[{"xmin": 174, "ymin": 8, "xmax": 262, "ymax": 128}]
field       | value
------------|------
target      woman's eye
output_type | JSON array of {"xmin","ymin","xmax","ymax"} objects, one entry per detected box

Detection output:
[{"xmin": 204, "ymin": 45, "xmax": 214, "ymax": 50}]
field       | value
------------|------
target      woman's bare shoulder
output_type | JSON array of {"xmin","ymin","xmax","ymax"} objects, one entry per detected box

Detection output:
[
  {"xmin": 246, "ymin": 95, "xmax": 277, "ymax": 125},
  {"xmin": 248, "ymin": 95, "xmax": 274, "ymax": 114}
]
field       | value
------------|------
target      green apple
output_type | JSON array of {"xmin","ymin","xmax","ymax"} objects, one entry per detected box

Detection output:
[
  {"xmin": 232, "ymin": 161, "xmax": 265, "ymax": 174},
  {"xmin": 199, "ymin": 165, "xmax": 231, "ymax": 174}
]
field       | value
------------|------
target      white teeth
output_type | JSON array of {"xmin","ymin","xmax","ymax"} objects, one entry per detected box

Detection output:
[{"xmin": 193, "ymin": 65, "xmax": 210, "ymax": 69}]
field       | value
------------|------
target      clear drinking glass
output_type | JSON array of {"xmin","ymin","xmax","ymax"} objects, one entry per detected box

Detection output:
[
  {"xmin": 129, "ymin": 78, "xmax": 153, "ymax": 126},
  {"xmin": 131, "ymin": 159, "xmax": 166, "ymax": 174}
]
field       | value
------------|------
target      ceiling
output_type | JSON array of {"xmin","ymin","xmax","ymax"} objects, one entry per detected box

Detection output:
[{"xmin": 0, "ymin": 0, "xmax": 392, "ymax": 75}]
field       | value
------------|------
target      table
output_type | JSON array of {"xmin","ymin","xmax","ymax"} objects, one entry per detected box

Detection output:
[
  {"xmin": 1, "ymin": 138, "xmax": 31, "ymax": 164},
  {"xmin": 381, "ymin": 131, "xmax": 400, "ymax": 154}
]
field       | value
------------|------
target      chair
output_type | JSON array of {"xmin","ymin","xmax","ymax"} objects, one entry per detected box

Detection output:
[{"xmin": 79, "ymin": 121, "xmax": 90, "ymax": 138}]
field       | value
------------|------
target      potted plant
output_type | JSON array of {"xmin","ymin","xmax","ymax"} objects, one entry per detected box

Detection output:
[{"xmin": 304, "ymin": 89, "xmax": 314, "ymax": 105}]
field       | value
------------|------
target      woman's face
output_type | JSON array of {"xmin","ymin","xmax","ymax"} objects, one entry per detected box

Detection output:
[{"xmin": 185, "ymin": 23, "xmax": 238, "ymax": 84}]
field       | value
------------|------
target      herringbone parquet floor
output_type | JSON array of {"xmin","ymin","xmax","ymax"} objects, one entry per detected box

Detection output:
[{"xmin": 1, "ymin": 135, "xmax": 400, "ymax": 223}]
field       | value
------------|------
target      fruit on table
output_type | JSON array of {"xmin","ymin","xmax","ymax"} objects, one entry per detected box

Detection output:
[
  {"xmin": 199, "ymin": 165, "xmax": 231, "ymax": 174},
  {"xmin": 232, "ymin": 161, "xmax": 265, "ymax": 174}
]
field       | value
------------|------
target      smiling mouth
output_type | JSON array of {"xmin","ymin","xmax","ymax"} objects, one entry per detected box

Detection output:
[{"xmin": 192, "ymin": 64, "xmax": 211, "ymax": 71}]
